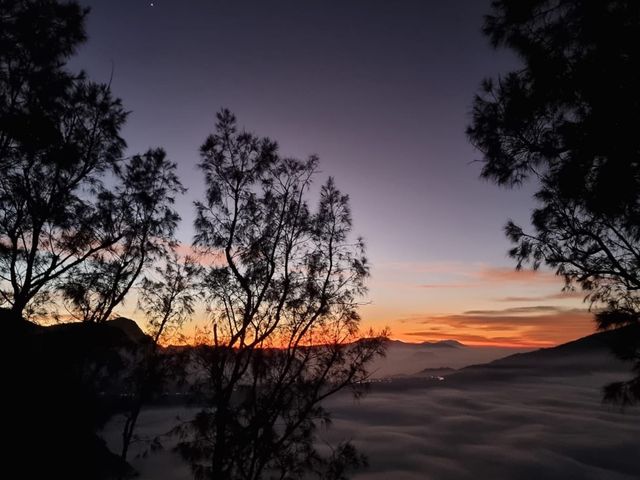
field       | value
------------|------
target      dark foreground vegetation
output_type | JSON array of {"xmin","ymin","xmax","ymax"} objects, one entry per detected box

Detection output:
[
  {"xmin": 2, "ymin": 0, "xmax": 640, "ymax": 479},
  {"xmin": 1, "ymin": 1, "xmax": 384, "ymax": 478},
  {"xmin": 468, "ymin": 0, "xmax": 640, "ymax": 404},
  {"xmin": 3, "ymin": 309, "xmax": 141, "ymax": 478}
]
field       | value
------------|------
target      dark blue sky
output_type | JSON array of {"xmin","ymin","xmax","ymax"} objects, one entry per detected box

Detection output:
[{"xmin": 70, "ymin": 1, "xmax": 586, "ymax": 344}]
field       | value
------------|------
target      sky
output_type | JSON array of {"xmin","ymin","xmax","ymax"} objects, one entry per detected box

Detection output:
[{"xmin": 71, "ymin": 0, "xmax": 594, "ymax": 347}]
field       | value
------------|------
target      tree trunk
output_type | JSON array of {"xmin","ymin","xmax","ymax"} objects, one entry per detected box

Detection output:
[{"xmin": 9, "ymin": 296, "xmax": 28, "ymax": 320}]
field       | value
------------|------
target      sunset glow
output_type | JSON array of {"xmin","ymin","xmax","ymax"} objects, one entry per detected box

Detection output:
[{"xmin": 65, "ymin": 0, "xmax": 600, "ymax": 350}]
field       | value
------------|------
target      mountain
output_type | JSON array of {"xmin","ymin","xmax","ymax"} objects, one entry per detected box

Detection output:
[
  {"xmin": 106, "ymin": 317, "xmax": 152, "ymax": 345},
  {"xmin": 419, "ymin": 339, "xmax": 465, "ymax": 348},
  {"xmin": 41, "ymin": 316, "xmax": 152, "ymax": 347},
  {"xmin": 385, "ymin": 339, "xmax": 465, "ymax": 348},
  {"xmin": 368, "ymin": 339, "xmax": 532, "ymax": 379},
  {"xmin": 414, "ymin": 367, "xmax": 457, "ymax": 377},
  {"xmin": 448, "ymin": 325, "xmax": 639, "ymax": 382},
  {"xmin": 2, "ymin": 312, "xmax": 142, "ymax": 480}
]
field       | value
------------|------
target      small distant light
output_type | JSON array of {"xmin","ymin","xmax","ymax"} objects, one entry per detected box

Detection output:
[{"xmin": 150, "ymin": 2, "xmax": 154, "ymax": 6}]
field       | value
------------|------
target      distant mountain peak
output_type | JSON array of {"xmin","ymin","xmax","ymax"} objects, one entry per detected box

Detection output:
[
  {"xmin": 420, "ymin": 339, "xmax": 465, "ymax": 348},
  {"xmin": 449, "ymin": 324, "xmax": 640, "ymax": 381},
  {"xmin": 383, "ymin": 338, "xmax": 465, "ymax": 348}
]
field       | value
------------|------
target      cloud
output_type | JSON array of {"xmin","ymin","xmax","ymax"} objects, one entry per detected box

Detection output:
[
  {"xmin": 398, "ymin": 307, "xmax": 594, "ymax": 346},
  {"xmin": 403, "ymin": 331, "xmax": 545, "ymax": 347},
  {"xmin": 476, "ymin": 266, "xmax": 559, "ymax": 283},
  {"xmin": 404, "ymin": 331, "xmax": 532, "ymax": 346},
  {"xmin": 321, "ymin": 370, "xmax": 640, "ymax": 480},
  {"xmin": 463, "ymin": 305, "xmax": 562, "ymax": 315},
  {"xmin": 496, "ymin": 291, "xmax": 586, "ymax": 302},
  {"xmin": 418, "ymin": 283, "xmax": 472, "ymax": 289},
  {"xmin": 113, "ymin": 367, "xmax": 640, "ymax": 480},
  {"xmin": 418, "ymin": 266, "xmax": 560, "ymax": 289}
]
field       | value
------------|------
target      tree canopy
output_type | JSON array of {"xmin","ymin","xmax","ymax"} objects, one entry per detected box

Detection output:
[
  {"xmin": 468, "ymin": 0, "xmax": 640, "ymax": 403},
  {"xmin": 175, "ymin": 110, "xmax": 385, "ymax": 479},
  {"xmin": 59, "ymin": 148, "xmax": 184, "ymax": 323},
  {"xmin": 2, "ymin": 2, "xmax": 187, "ymax": 476},
  {"xmin": 0, "ymin": 0, "xmax": 183, "ymax": 321}
]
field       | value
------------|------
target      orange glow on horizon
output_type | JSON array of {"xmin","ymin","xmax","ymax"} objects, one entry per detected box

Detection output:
[
  {"xmin": 370, "ymin": 307, "xmax": 595, "ymax": 349},
  {"xmin": 112, "ymin": 260, "xmax": 596, "ymax": 350},
  {"xmin": 120, "ymin": 299, "xmax": 596, "ymax": 349},
  {"xmin": 387, "ymin": 335, "xmax": 554, "ymax": 348}
]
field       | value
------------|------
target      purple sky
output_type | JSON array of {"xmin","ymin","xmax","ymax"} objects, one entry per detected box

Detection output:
[{"xmin": 72, "ymin": 0, "xmax": 593, "ymax": 345}]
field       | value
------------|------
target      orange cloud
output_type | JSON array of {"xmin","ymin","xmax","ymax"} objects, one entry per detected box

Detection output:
[
  {"xmin": 418, "ymin": 265, "xmax": 559, "ymax": 289},
  {"xmin": 494, "ymin": 291, "xmax": 586, "ymax": 302},
  {"xmin": 395, "ymin": 306, "xmax": 595, "ymax": 347},
  {"xmin": 402, "ymin": 331, "xmax": 542, "ymax": 347},
  {"xmin": 418, "ymin": 283, "xmax": 472, "ymax": 289},
  {"xmin": 475, "ymin": 266, "xmax": 559, "ymax": 283}
]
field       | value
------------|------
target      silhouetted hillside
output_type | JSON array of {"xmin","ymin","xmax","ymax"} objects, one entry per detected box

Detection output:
[
  {"xmin": 384, "ymin": 339, "xmax": 465, "ymax": 348},
  {"xmin": 420, "ymin": 339, "xmax": 465, "ymax": 348},
  {"xmin": 415, "ymin": 367, "xmax": 456, "ymax": 377},
  {"xmin": 367, "ymin": 338, "xmax": 530, "ymax": 378},
  {"xmin": 2, "ymin": 311, "xmax": 148, "ymax": 479},
  {"xmin": 448, "ymin": 325, "xmax": 639, "ymax": 382},
  {"xmin": 41, "ymin": 316, "xmax": 152, "ymax": 348}
]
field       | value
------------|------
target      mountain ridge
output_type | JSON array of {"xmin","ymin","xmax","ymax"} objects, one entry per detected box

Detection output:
[
  {"xmin": 446, "ymin": 324, "xmax": 639, "ymax": 381},
  {"xmin": 385, "ymin": 339, "xmax": 466, "ymax": 348}
]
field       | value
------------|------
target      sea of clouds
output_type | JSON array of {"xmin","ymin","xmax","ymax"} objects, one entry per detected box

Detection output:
[{"xmin": 103, "ymin": 346, "xmax": 640, "ymax": 479}]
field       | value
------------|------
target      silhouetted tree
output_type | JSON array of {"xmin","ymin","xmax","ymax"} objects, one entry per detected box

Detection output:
[
  {"xmin": 467, "ymin": 0, "xmax": 640, "ymax": 403},
  {"xmin": 175, "ymin": 110, "xmax": 386, "ymax": 479},
  {"xmin": 120, "ymin": 252, "xmax": 202, "ymax": 462},
  {"xmin": 60, "ymin": 149, "xmax": 185, "ymax": 323},
  {"xmin": 1, "ymin": 2, "xmax": 187, "ymax": 477},
  {"xmin": 1, "ymin": 1, "xmax": 185, "ymax": 325},
  {"xmin": 0, "ymin": 0, "xmax": 128, "ymax": 319},
  {"xmin": 140, "ymin": 253, "xmax": 202, "ymax": 345}
]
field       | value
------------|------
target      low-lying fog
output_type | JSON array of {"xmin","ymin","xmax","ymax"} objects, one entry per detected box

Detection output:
[
  {"xmin": 103, "ymin": 341, "xmax": 640, "ymax": 479},
  {"xmin": 366, "ymin": 340, "xmax": 533, "ymax": 378}
]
